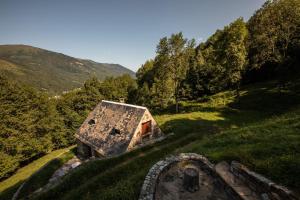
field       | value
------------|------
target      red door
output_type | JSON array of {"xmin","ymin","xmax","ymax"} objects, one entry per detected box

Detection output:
[{"xmin": 142, "ymin": 121, "xmax": 151, "ymax": 135}]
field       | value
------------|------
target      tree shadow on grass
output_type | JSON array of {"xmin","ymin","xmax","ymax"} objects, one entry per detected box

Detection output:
[
  {"xmin": 0, "ymin": 148, "xmax": 76, "ymax": 200},
  {"xmin": 17, "ymin": 158, "xmax": 65, "ymax": 199},
  {"xmin": 0, "ymin": 181, "xmax": 22, "ymax": 200},
  {"xmin": 159, "ymin": 82, "xmax": 300, "ymax": 144},
  {"xmin": 170, "ymin": 81, "xmax": 299, "ymax": 132},
  {"xmin": 17, "ymin": 148, "xmax": 76, "ymax": 199},
  {"xmin": 158, "ymin": 104, "xmax": 300, "ymax": 193},
  {"xmin": 0, "ymin": 158, "xmax": 64, "ymax": 200},
  {"xmin": 229, "ymin": 84, "xmax": 300, "ymax": 115}
]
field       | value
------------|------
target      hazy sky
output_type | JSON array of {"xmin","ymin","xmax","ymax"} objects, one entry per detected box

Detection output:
[{"xmin": 0, "ymin": 0, "xmax": 265, "ymax": 71}]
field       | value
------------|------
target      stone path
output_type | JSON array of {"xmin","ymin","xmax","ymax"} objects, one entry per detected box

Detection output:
[
  {"xmin": 27, "ymin": 156, "xmax": 85, "ymax": 199},
  {"xmin": 49, "ymin": 156, "xmax": 82, "ymax": 183},
  {"xmin": 11, "ymin": 149, "xmax": 74, "ymax": 200},
  {"xmin": 215, "ymin": 162, "xmax": 260, "ymax": 200}
]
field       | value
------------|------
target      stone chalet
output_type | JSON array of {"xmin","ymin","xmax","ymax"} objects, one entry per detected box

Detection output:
[{"xmin": 75, "ymin": 100, "xmax": 163, "ymax": 158}]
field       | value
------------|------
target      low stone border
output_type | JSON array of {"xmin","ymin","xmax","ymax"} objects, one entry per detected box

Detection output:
[
  {"xmin": 139, "ymin": 153, "xmax": 299, "ymax": 200},
  {"xmin": 11, "ymin": 182, "xmax": 26, "ymax": 200},
  {"xmin": 230, "ymin": 161, "xmax": 298, "ymax": 200}
]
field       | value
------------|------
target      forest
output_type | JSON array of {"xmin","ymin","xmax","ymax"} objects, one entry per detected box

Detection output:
[{"xmin": 0, "ymin": 0, "xmax": 300, "ymax": 180}]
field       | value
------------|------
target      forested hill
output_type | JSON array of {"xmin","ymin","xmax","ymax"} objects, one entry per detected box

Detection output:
[{"xmin": 0, "ymin": 45, "xmax": 135, "ymax": 94}]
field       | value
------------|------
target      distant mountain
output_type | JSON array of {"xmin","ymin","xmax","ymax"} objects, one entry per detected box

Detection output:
[{"xmin": 0, "ymin": 45, "xmax": 135, "ymax": 93}]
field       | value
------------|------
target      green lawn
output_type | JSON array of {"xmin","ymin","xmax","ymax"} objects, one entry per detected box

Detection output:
[
  {"xmin": 177, "ymin": 105, "xmax": 300, "ymax": 190},
  {"xmin": 0, "ymin": 146, "xmax": 75, "ymax": 200},
  {"xmin": 30, "ymin": 80, "xmax": 300, "ymax": 200}
]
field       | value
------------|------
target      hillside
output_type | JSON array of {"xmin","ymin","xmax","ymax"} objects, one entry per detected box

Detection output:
[
  {"xmin": 0, "ymin": 45, "xmax": 135, "ymax": 94},
  {"xmin": 1, "ymin": 79, "xmax": 299, "ymax": 200}
]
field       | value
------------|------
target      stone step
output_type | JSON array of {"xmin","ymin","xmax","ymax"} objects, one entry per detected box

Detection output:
[{"xmin": 215, "ymin": 161, "xmax": 260, "ymax": 200}]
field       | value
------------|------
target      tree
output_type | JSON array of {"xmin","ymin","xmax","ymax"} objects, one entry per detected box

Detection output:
[
  {"xmin": 222, "ymin": 18, "xmax": 248, "ymax": 96},
  {"xmin": 185, "ymin": 19, "xmax": 248, "ymax": 98},
  {"xmin": 152, "ymin": 37, "xmax": 174, "ymax": 109},
  {"xmin": 152, "ymin": 33, "xmax": 195, "ymax": 112},
  {"xmin": 136, "ymin": 59, "xmax": 154, "ymax": 87},
  {"xmin": 247, "ymin": 0, "xmax": 300, "ymax": 81},
  {"xmin": 99, "ymin": 74, "xmax": 137, "ymax": 102},
  {"xmin": 0, "ymin": 75, "xmax": 69, "ymax": 179}
]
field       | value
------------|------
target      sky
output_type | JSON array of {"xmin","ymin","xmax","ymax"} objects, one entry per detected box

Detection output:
[{"xmin": 0, "ymin": 0, "xmax": 265, "ymax": 72}]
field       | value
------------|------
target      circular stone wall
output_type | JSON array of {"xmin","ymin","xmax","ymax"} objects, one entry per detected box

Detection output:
[
  {"xmin": 139, "ymin": 153, "xmax": 237, "ymax": 200},
  {"xmin": 155, "ymin": 160, "xmax": 230, "ymax": 200}
]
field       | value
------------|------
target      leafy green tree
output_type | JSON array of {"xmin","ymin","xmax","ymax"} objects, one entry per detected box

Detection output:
[
  {"xmin": 150, "ymin": 33, "xmax": 195, "ymax": 112},
  {"xmin": 99, "ymin": 74, "xmax": 137, "ymax": 102},
  {"xmin": 136, "ymin": 59, "xmax": 154, "ymax": 87},
  {"xmin": 0, "ymin": 75, "xmax": 69, "ymax": 179},
  {"xmin": 0, "ymin": 152, "xmax": 19, "ymax": 178},
  {"xmin": 185, "ymin": 19, "xmax": 248, "ymax": 98},
  {"xmin": 151, "ymin": 37, "xmax": 174, "ymax": 108},
  {"xmin": 222, "ymin": 18, "xmax": 248, "ymax": 96},
  {"xmin": 56, "ymin": 76, "xmax": 103, "ymax": 139},
  {"xmin": 189, "ymin": 30, "xmax": 227, "ymax": 96},
  {"xmin": 168, "ymin": 34, "xmax": 195, "ymax": 112},
  {"xmin": 0, "ymin": 73, "xmax": 137, "ymax": 179},
  {"xmin": 247, "ymin": 0, "xmax": 300, "ymax": 81},
  {"xmin": 130, "ymin": 83, "xmax": 152, "ymax": 106}
]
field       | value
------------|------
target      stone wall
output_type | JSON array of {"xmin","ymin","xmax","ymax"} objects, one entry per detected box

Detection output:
[
  {"xmin": 76, "ymin": 139, "xmax": 91, "ymax": 158},
  {"xmin": 139, "ymin": 153, "xmax": 299, "ymax": 200},
  {"xmin": 230, "ymin": 161, "xmax": 298, "ymax": 200},
  {"xmin": 128, "ymin": 109, "xmax": 163, "ymax": 150},
  {"xmin": 139, "ymin": 153, "xmax": 241, "ymax": 200}
]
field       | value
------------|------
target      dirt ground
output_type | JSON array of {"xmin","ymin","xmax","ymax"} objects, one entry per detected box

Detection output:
[{"xmin": 155, "ymin": 161, "xmax": 231, "ymax": 200}]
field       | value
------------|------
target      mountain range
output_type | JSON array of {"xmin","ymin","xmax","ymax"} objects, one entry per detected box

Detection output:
[{"xmin": 0, "ymin": 45, "xmax": 135, "ymax": 94}]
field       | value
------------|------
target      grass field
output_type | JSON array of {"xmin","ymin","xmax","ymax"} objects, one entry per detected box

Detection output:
[
  {"xmin": 27, "ymin": 80, "xmax": 299, "ymax": 200},
  {"xmin": 0, "ymin": 146, "xmax": 75, "ymax": 200},
  {"xmin": 177, "ymin": 106, "xmax": 300, "ymax": 189}
]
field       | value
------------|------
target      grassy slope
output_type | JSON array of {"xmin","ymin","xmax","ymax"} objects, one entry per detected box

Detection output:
[
  {"xmin": 0, "ymin": 146, "xmax": 75, "ymax": 200},
  {"xmin": 0, "ymin": 45, "xmax": 135, "ymax": 94},
  {"xmin": 178, "ymin": 106, "xmax": 300, "ymax": 188},
  {"xmin": 31, "ymin": 80, "xmax": 300, "ymax": 200}
]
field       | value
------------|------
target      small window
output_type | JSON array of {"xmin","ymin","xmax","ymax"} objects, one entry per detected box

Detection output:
[
  {"xmin": 111, "ymin": 128, "xmax": 121, "ymax": 135},
  {"xmin": 88, "ymin": 119, "xmax": 95, "ymax": 125}
]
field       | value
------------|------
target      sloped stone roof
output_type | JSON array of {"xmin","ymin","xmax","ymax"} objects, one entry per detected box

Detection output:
[{"xmin": 75, "ymin": 100, "xmax": 146, "ymax": 156}]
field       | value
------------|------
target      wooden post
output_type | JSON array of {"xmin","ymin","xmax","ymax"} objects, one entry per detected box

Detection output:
[{"xmin": 183, "ymin": 167, "xmax": 199, "ymax": 192}]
